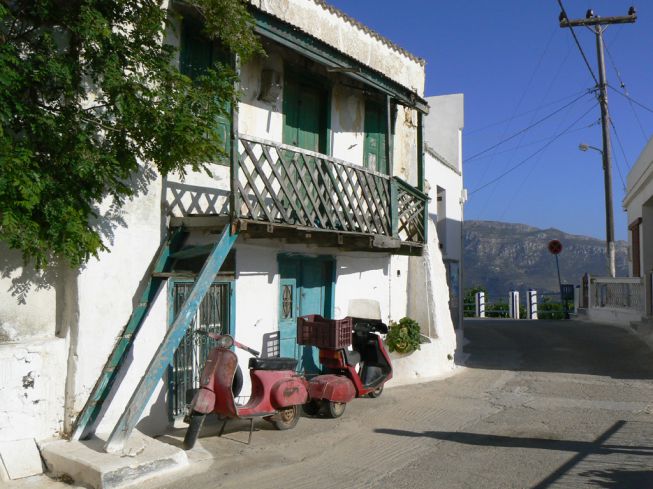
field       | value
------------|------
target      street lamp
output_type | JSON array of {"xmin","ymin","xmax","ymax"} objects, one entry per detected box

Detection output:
[
  {"xmin": 579, "ymin": 142, "xmax": 616, "ymax": 277},
  {"xmin": 578, "ymin": 143, "xmax": 602, "ymax": 154}
]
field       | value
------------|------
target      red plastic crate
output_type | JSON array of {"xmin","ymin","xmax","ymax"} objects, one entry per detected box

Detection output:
[{"xmin": 297, "ymin": 315, "xmax": 352, "ymax": 348}]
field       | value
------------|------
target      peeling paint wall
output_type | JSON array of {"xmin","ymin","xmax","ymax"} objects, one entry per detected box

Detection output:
[
  {"xmin": 0, "ymin": 246, "xmax": 70, "ymax": 442},
  {"xmin": 393, "ymin": 106, "xmax": 419, "ymax": 186},
  {"xmin": 0, "ymin": 340, "xmax": 67, "ymax": 442}
]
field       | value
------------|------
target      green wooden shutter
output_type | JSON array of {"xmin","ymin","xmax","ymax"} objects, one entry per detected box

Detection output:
[
  {"xmin": 364, "ymin": 100, "xmax": 387, "ymax": 174},
  {"xmin": 282, "ymin": 76, "xmax": 327, "ymax": 154},
  {"xmin": 180, "ymin": 18, "xmax": 231, "ymax": 165}
]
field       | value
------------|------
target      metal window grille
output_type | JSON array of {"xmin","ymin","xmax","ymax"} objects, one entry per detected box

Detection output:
[{"xmin": 170, "ymin": 282, "xmax": 230, "ymax": 417}]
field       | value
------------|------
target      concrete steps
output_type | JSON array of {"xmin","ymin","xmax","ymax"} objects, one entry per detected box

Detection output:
[{"xmin": 38, "ymin": 432, "xmax": 187, "ymax": 489}]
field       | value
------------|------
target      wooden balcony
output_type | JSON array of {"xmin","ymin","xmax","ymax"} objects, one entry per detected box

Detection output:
[{"xmin": 231, "ymin": 135, "xmax": 427, "ymax": 252}]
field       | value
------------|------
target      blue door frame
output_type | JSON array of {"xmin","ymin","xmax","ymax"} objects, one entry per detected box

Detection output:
[{"xmin": 278, "ymin": 255, "xmax": 335, "ymax": 374}]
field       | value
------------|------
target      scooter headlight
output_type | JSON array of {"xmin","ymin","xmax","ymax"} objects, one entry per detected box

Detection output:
[{"xmin": 216, "ymin": 335, "xmax": 234, "ymax": 349}]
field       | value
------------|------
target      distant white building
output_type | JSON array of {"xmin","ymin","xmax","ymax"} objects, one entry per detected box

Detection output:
[
  {"xmin": 424, "ymin": 94, "xmax": 465, "ymax": 332},
  {"xmin": 623, "ymin": 136, "xmax": 653, "ymax": 320}
]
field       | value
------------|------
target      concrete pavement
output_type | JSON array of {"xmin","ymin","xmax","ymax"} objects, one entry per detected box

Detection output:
[{"xmin": 9, "ymin": 319, "xmax": 653, "ymax": 488}]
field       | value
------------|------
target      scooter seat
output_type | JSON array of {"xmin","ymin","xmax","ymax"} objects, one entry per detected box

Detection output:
[{"xmin": 249, "ymin": 357, "xmax": 298, "ymax": 371}]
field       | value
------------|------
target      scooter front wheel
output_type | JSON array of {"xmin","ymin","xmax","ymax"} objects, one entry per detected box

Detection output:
[
  {"xmin": 270, "ymin": 405, "xmax": 300, "ymax": 430},
  {"xmin": 183, "ymin": 411, "xmax": 206, "ymax": 450},
  {"xmin": 324, "ymin": 401, "xmax": 346, "ymax": 418}
]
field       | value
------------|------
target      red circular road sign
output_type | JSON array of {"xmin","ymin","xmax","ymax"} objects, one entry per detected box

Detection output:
[{"xmin": 548, "ymin": 239, "xmax": 563, "ymax": 255}]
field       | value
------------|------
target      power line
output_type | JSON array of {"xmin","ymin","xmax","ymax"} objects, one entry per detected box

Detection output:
[
  {"xmin": 470, "ymin": 103, "xmax": 597, "ymax": 195},
  {"xmin": 557, "ymin": 0, "xmax": 599, "ymax": 86},
  {"xmin": 609, "ymin": 118, "xmax": 630, "ymax": 190},
  {"xmin": 474, "ymin": 27, "xmax": 559, "ymax": 219},
  {"xmin": 603, "ymin": 41, "xmax": 648, "ymax": 141},
  {"xmin": 467, "ymin": 89, "xmax": 587, "ymax": 135},
  {"xmin": 466, "ymin": 90, "xmax": 593, "ymax": 163},
  {"xmin": 608, "ymin": 84, "xmax": 653, "ymax": 114},
  {"xmin": 470, "ymin": 119, "xmax": 599, "ymax": 161}
]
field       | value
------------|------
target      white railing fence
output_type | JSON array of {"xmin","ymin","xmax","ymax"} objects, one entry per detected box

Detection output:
[{"xmin": 588, "ymin": 276, "xmax": 645, "ymax": 313}]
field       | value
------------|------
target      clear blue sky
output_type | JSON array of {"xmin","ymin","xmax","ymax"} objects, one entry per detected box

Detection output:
[{"xmin": 327, "ymin": 0, "xmax": 653, "ymax": 241}]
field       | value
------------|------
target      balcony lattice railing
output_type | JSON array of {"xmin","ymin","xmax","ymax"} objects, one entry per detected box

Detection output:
[
  {"xmin": 233, "ymin": 135, "xmax": 426, "ymax": 245},
  {"xmin": 395, "ymin": 177, "xmax": 427, "ymax": 244}
]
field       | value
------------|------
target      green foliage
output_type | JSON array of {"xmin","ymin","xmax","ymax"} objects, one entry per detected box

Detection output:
[
  {"xmin": 0, "ymin": 0, "xmax": 259, "ymax": 269},
  {"xmin": 463, "ymin": 286, "xmax": 487, "ymax": 317},
  {"xmin": 386, "ymin": 317, "xmax": 421, "ymax": 354},
  {"xmin": 538, "ymin": 296, "xmax": 567, "ymax": 320}
]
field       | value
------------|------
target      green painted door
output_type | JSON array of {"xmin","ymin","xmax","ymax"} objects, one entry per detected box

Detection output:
[
  {"xmin": 364, "ymin": 100, "xmax": 387, "ymax": 174},
  {"xmin": 180, "ymin": 18, "xmax": 230, "ymax": 163},
  {"xmin": 278, "ymin": 256, "xmax": 334, "ymax": 373}
]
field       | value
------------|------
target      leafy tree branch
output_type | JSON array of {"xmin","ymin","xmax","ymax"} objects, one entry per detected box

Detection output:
[{"xmin": 0, "ymin": 0, "xmax": 260, "ymax": 269}]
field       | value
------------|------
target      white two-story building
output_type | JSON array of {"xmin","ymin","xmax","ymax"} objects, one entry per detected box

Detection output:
[{"xmin": 0, "ymin": 0, "xmax": 464, "ymax": 471}]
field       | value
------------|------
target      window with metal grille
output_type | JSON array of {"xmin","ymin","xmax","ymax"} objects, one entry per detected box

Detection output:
[{"xmin": 169, "ymin": 281, "xmax": 231, "ymax": 418}]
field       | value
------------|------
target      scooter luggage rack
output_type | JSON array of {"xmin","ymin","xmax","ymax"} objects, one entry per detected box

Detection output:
[{"xmin": 297, "ymin": 315, "xmax": 352, "ymax": 349}]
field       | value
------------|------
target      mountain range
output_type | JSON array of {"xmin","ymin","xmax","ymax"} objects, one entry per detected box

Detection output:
[{"xmin": 463, "ymin": 220, "xmax": 629, "ymax": 300}]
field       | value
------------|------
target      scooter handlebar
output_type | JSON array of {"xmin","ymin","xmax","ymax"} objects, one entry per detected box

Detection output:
[
  {"xmin": 233, "ymin": 340, "xmax": 260, "ymax": 357},
  {"xmin": 195, "ymin": 330, "xmax": 260, "ymax": 357}
]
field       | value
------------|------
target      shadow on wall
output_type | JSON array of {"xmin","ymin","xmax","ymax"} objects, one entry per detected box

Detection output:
[
  {"xmin": 0, "ymin": 246, "xmax": 61, "ymax": 306},
  {"xmin": 164, "ymin": 180, "xmax": 230, "ymax": 216},
  {"xmin": 0, "ymin": 165, "xmax": 157, "ymax": 305}
]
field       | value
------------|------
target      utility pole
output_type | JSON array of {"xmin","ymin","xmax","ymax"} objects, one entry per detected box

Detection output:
[{"xmin": 559, "ymin": 7, "xmax": 637, "ymax": 278}]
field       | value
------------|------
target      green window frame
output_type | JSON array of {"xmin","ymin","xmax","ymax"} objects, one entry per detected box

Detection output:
[{"xmin": 363, "ymin": 99, "xmax": 388, "ymax": 174}]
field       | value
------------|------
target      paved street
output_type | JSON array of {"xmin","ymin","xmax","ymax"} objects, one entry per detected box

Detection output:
[
  {"xmin": 135, "ymin": 319, "xmax": 653, "ymax": 489},
  {"xmin": 14, "ymin": 319, "xmax": 653, "ymax": 489}
]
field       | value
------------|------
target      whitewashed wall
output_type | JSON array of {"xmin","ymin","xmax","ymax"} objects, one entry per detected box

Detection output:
[
  {"xmin": 232, "ymin": 240, "xmax": 407, "ymax": 394},
  {"xmin": 624, "ymin": 136, "xmax": 653, "ymax": 278},
  {"xmin": 0, "ymin": 0, "xmax": 428, "ymax": 445}
]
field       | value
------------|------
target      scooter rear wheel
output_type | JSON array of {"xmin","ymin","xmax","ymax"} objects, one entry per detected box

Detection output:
[
  {"xmin": 270, "ymin": 405, "xmax": 300, "ymax": 430},
  {"xmin": 183, "ymin": 411, "xmax": 206, "ymax": 450},
  {"xmin": 324, "ymin": 401, "xmax": 346, "ymax": 418},
  {"xmin": 368, "ymin": 385, "xmax": 384, "ymax": 398}
]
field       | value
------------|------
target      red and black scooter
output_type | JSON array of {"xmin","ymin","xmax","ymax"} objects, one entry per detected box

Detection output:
[{"xmin": 298, "ymin": 315, "xmax": 393, "ymax": 418}]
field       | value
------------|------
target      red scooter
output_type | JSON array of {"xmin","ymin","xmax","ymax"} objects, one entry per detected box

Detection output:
[
  {"xmin": 183, "ymin": 332, "xmax": 308, "ymax": 449},
  {"xmin": 298, "ymin": 316, "xmax": 393, "ymax": 418}
]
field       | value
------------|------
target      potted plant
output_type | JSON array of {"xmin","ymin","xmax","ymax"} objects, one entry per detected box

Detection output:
[{"xmin": 385, "ymin": 317, "xmax": 421, "ymax": 354}]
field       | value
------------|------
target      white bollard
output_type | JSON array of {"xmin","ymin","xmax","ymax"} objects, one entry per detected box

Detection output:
[
  {"xmin": 573, "ymin": 286, "xmax": 580, "ymax": 314},
  {"xmin": 527, "ymin": 289, "xmax": 538, "ymax": 320},
  {"xmin": 475, "ymin": 291, "xmax": 485, "ymax": 318},
  {"xmin": 509, "ymin": 291, "xmax": 520, "ymax": 319}
]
